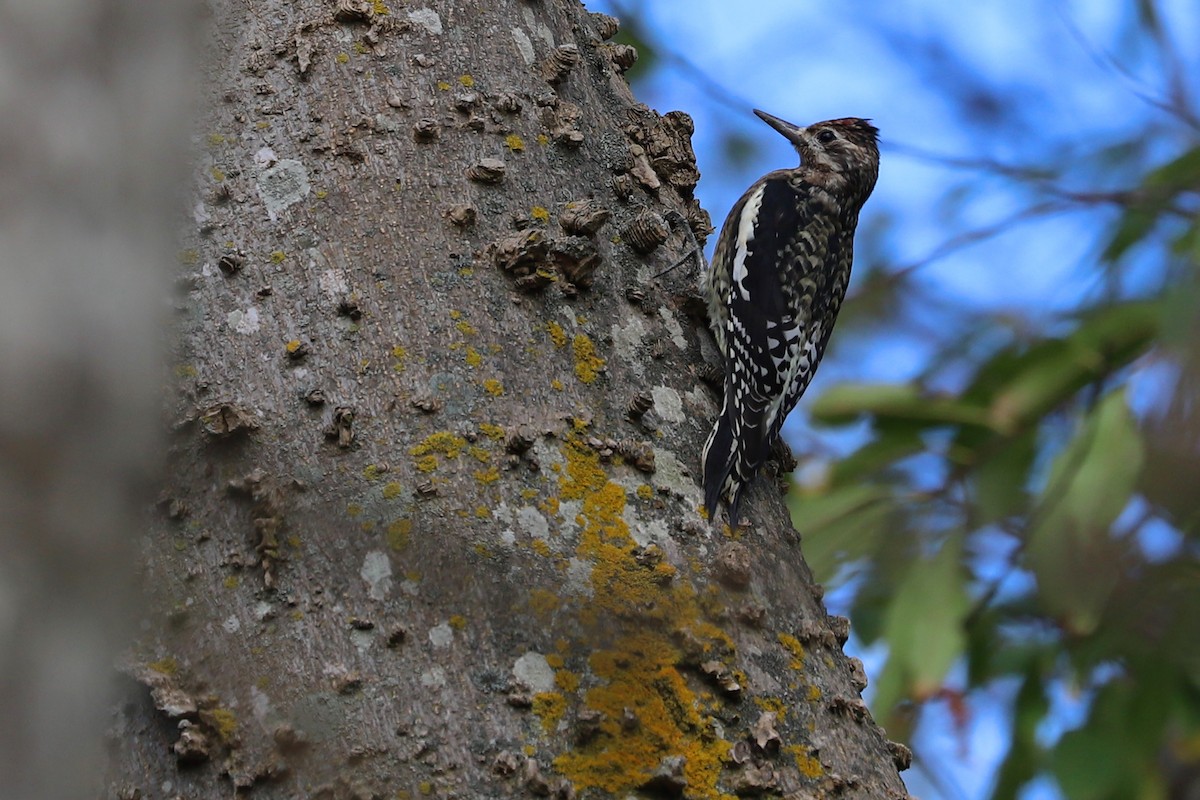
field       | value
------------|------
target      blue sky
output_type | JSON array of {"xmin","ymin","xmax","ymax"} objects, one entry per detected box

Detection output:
[{"xmin": 585, "ymin": 1, "xmax": 1199, "ymax": 797}]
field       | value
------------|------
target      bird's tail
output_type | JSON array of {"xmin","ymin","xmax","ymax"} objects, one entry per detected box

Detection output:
[{"xmin": 702, "ymin": 394, "xmax": 770, "ymax": 524}]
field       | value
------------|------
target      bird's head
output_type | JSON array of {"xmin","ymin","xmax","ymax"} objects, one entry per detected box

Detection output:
[{"xmin": 754, "ymin": 110, "xmax": 880, "ymax": 197}]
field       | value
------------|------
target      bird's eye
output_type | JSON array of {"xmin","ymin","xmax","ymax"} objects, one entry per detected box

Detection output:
[{"xmin": 816, "ymin": 129, "xmax": 836, "ymax": 144}]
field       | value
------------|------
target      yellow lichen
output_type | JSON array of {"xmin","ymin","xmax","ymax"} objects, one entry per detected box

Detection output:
[
  {"xmin": 546, "ymin": 653, "xmax": 565, "ymax": 669},
  {"xmin": 371, "ymin": 0, "xmax": 389, "ymax": 14},
  {"xmin": 353, "ymin": 41, "xmax": 369, "ymax": 54},
  {"xmin": 465, "ymin": 346, "xmax": 483, "ymax": 367},
  {"xmin": 551, "ymin": 379, "xmax": 564, "ymax": 391},
  {"xmin": 531, "ymin": 538, "xmax": 552, "ymax": 557},
  {"xmin": 754, "ymin": 696, "xmax": 788, "ymax": 719},
  {"xmin": 207, "ymin": 708, "xmax": 238, "ymax": 743},
  {"xmin": 531, "ymin": 205, "xmax": 549, "ymax": 222},
  {"xmin": 532, "ymin": 692, "xmax": 567, "ymax": 733},
  {"xmin": 550, "ymin": 438, "xmax": 735, "ymax": 799},
  {"xmin": 449, "ymin": 615, "xmax": 467, "ymax": 630},
  {"xmin": 778, "ymin": 632, "xmax": 806, "ymax": 670},
  {"xmin": 224, "ymin": 575, "xmax": 239, "ymax": 589},
  {"xmin": 456, "ymin": 319, "xmax": 477, "ymax": 336},
  {"xmin": 528, "ymin": 587, "xmax": 559, "ymax": 618},
  {"xmin": 362, "ymin": 464, "xmax": 383, "ymax": 482},
  {"xmin": 469, "ymin": 446, "xmax": 491, "ymax": 463},
  {"xmin": 483, "ymin": 379, "xmax": 504, "ymax": 396},
  {"xmin": 787, "ymin": 744, "xmax": 825, "ymax": 779},
  {"xmin": 270, "ymin": 250, "xmax": 286, "ymax": 263},
  {"xmin": 411, "ymin": 431, "xmax": 467, "ymax": 459},
  {"xmin": 286, "ymin": 339, "xmax": 303, "ymax": 354},
  {"xmin": 148, "ymin": 657, "xmax": 178, "ymax": 676},
  {"xmin": 475, "ymin": 505, "xmax": 490, "ymax": 519},
  {"xmin": 178, "ymin": 249, "xmax": 199, "ymax": 265},
  {"xmin": 505, "ymin": 134, "xmax": 526, "ymax": 152},
  {"xmin": 336, "ymin": 52, "xmax": 350, "ymax": 64},
  {"xmin": 206, "ymin": 133, "xmax": 226, "ymax": 146},
  {"xmin": 436, "ymin": 80, "xmax": 451, "ymax": 91},
  {"xmin": 572, "ymin": 334, "xmax": 605, "ymax": 383},
  {"xmin": 387, "ymin": 519, "xmax": 412, "ymax": 551},
  {"xmin": 555, "ymin": 669, "xmax": 581, "ymax": 693},
  {"xmin": 315, "ymin": 189, "xmax": 328, "ymax": 199},
  {"xmin": 474, "ymin": 467, "xmax": 500, "ymax": 484},
  {"xmin": 415, "ymin": 455, "xmax": 438, "ymax": 473},
  {"xmin": 459, "ymin": 74, "xmax": 474, "ymax": 87},
  {"xmin": 636, "ymin": 484, "xmax": 654, "ymax": 500},
  {"xmin": 546, "ymin": 321, "xmax": 568, "ymax": 348},
  {"xmin": 210, "ymin": 167, "xmax": 226, "ymax": 182},
  {"xmin": 479, "ymin": 423, "xmax": 505, "ymax": 441},
  {"xmin": 537, "ymin": 133, "xmax": 549, "ymax": 146},
  {"xmin": 382, "ymin": 482, "xmax": 403, "ymax": 500},
  {"xmin": 346, "ymin": 504, "xmax": 363, "ymax": 517}
]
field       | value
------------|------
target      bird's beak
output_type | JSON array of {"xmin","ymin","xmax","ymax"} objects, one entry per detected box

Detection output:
[{"xmin": 753, "ymin": 109, "xmax": 806, "ymax": 146}]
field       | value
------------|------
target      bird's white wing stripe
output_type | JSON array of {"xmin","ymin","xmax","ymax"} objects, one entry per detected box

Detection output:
[{"xmin": 731, "ymin": 183, "xmax": 766, "ymax": 300}]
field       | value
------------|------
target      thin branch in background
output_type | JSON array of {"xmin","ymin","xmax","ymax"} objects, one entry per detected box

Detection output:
[
  {"xmin": 603, "ymin": 0, "xmax": 756, "ymax": 115},
  {"xmin": 1053, "ymin": 1, "xmax": 1200, "ymax": 132},
  {"xmin": 848, "ymin": 200, "xmax": 1074, "ymax": 300}
]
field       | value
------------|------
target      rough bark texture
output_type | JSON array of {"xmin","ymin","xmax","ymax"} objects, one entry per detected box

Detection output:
[{"xmin": 104, "ymin": 2, "xmax": 911, "ymax": 799}]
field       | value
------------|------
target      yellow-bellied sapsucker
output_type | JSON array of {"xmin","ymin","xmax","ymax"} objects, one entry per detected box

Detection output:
[{"xmin": 702, "ymin": 110, "xmax": 880, "ymax": 523}]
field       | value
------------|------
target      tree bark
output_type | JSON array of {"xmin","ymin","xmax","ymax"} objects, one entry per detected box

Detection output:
[{"xmin": 103, "ymin": 1, "xmax": 911, "ymax": 798}]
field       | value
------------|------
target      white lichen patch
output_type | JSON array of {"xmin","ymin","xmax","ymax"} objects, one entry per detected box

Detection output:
[
  {"xmin": 565, "ymin": 557, "xmax": 593, "ymax": 597},
  {"xmin": 516, "ymin": 505, "xmax": 549, "ymax": 541},
  {"xmin": 612, "ymin": 316, "xmax": 648, "ymax": 376},
  {"xmin": 428, "ymin": 622, "xmax": 453, "ymax": 648},
  {"xmin": 512, "ymin": 652, "xmax": 555, "ymax": 693},
  {"xmin": 250, "ymin": 686, "xmax": 272, "ymax": 720},
  {"xmin": 257, "ymin": 159, "xmax": 310, "ymax": 221},
  {"xmin": 650, "ymin": 447, "xmax": 699, "ymax": 502},
  {"xmin": 658, "ymin": 307, "xmax": 688, "ymax": 350},
  {"xmin": 557, "ymin": 499, "xmax": 582, "ymax": 538},
  {"xmin": 521, "ymin": 7, "xmax": 555, "ymax": 46},
  {"xmin": 407, "ymin": 8, "xmax": 443, "ymax": 34},
  {"xmin": 420, "ymin": 666, "xmax": 447, "ymax": 689},
  {"xmin": 651, "ymin": 385, "xmax": 684, "ymax": 423},
  {"xmin": 511, "ymin": 27, "xmax": 535, "ymax": 65},
  {"xmin": 226, "ymin": 306, "xmax": 260, "ymax": 334},
  {"xmin": 360, "ymin": 550, "xmax": 392, "ymax": 601},
  {"xmin": 318, "ymin": 268, "xmax": 348, "ymax": 297},
  {"xmin": 222, "ymin": 614, "xmax": 241, "ymax": 633}
]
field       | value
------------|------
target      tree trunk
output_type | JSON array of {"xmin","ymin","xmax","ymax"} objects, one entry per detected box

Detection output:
[{"xmin": 104, "ymin": 2, "xmax": 911, "ymax": 798}]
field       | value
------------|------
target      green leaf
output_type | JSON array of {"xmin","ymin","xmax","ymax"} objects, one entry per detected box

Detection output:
[
  {"xmin": 1052, "ymin": 724, "xmax": 1128, "ymax": 800},
  {"xmin": 828, "ymin": 426, "xmax": 926, "ymax": 485},
  {"xmin": 1144, "ymin": 145, "xmax": 1200, "ymax": 192},
  {"xmin": 811, "ymin": 381, "xmax": 993, "ymax": 429},
  {"xmin": 1028, "ymin": 389, "xmax": 1144, "ymax": 634},
  {"xmin": 971, "ymin": 428, "xmax": 1037, "ymax": 525},
  {"xmin": 877, "ymin": 537, "xmax": 970, "ymax": 710},
  {"xmin": 988, "ymin": 301, "xmax": 1160, "ymax": 431},
  {"xmin": 789, "ymin": 484, "xmax": 893, "ymax": 583},
  {"xmin": 992, "ymin": 670, "xmax": 1048, "ymax": 800}
]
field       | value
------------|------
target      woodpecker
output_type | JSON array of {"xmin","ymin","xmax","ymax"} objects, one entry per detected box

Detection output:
[{"xmin": 702, "ymin": 110, "xmax": 879, "ymax": 523}]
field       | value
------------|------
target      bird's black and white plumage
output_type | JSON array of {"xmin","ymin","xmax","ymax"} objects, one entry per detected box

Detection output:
[{"xmin": 702, "ymin": 110, "xmax": 880, "ymax": 524}]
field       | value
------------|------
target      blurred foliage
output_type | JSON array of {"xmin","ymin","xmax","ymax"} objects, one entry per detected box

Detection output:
[{"xmin": 790, "ymin": 73, "xmax": 1200, "ymax": 800}]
